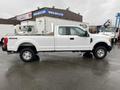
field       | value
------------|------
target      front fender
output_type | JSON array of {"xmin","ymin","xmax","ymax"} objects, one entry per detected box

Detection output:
[{"xmin": 90, "ymin": 39, "xmax": 111, "ymax": 51}]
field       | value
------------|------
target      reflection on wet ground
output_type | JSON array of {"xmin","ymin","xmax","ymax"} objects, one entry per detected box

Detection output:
[{"xmin": 0, "ymin": 45, "xmax": 120, "ymax": 90}]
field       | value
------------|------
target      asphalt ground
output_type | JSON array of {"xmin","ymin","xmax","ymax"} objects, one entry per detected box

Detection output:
[{"xmin": 0, "ymin": 44, "xmax": 120, "ymax": 90}]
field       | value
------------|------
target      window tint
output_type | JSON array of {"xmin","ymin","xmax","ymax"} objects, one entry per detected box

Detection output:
[
  {"xmin": 59, "ymin": 27, "xmax": 70, "ymax": 35},
  {"xmin": 59, "ymin": 26, "xmax": 86, "ymax": 36},
  {"xmin": 70, "ymin": 27, "xmax": 86, "ymax": 36}
]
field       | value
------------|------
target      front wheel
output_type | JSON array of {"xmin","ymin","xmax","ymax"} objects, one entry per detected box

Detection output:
[
  {"xmin": 20, "ymin": 48, "xmax": 35, "ymax": 62},
  {"xmin": 93, "ymin": 46, "xmax": 107, "ymax": 59}
]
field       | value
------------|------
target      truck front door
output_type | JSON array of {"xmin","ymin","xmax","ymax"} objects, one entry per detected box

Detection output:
[{"xmin": 55, "ymin": 26, "xmax": 91, "ymax": 51}]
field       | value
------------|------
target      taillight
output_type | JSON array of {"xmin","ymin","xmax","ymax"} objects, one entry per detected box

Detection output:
[{"xmin": 4, "ymin": 37, "xmax": 8, "ymax": 46}]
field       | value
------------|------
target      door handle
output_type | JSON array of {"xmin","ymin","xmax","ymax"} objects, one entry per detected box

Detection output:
[{"xmin": 70, "ymin": 37, "xmax": 74, "ymax": 40}]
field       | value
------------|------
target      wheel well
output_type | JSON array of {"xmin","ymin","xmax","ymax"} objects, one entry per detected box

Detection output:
[
  {"xmin": 93, "ymin": 42, "xmax": 109, "ymax": 51},
  {"xmin": 17, "ymin": 43, "xmax": 37, "ymax": 54}
]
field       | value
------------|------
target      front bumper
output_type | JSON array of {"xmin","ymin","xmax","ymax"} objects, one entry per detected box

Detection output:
[
  {"xmin": 111, "ymin": 38, "xmax": 117, "ymax": 43},
  {"xmin": 107, "ymin": 46, "xmax": 112, "ymax": 52}
]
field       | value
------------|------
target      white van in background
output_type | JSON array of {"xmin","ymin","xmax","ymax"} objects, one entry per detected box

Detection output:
[{"xmin": 0, "ymin": 24, "xmax": 15, "ymax": 43}]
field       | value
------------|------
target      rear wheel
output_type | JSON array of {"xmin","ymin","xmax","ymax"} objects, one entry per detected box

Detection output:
[
  {"xmin": 93, "ymin": 46, "xmax": 107, "ymax": 59},
  {"xmin": 20, "ymin": 48, "xmax": 35, "ymax": 62}
]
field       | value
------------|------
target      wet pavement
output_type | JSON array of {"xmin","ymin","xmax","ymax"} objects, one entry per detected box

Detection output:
[{"xmin": 0, "ymin": 45, "xmax": 120, "ymax": 90}]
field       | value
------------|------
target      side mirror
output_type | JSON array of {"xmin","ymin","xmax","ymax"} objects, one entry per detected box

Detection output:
[{"xmin": 84, "ymin": 31, "xmax": 89, "ymax": 37}]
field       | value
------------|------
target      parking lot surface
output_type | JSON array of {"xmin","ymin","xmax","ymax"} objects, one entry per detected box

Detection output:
[{"xmin": 0, "ymin": 45, "xmax": 120, "ymax": 90}]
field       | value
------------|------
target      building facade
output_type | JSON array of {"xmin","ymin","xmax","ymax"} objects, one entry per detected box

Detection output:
[{"xmin": 10, "ymin": 7, "xmax": 83, "ymax": 24}]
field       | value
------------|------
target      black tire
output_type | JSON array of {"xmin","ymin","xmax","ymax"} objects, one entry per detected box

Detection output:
[
  {"xmin": 93, "ymin": 46, "xmax": 107, "ymax": 59},
  {"xmin": 20, "ymin": 48, "xmax": 35, "ymax": 62}
]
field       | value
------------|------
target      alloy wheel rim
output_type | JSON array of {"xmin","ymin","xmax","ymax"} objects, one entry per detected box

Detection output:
[
  {"xmin": 97, "ymin": 49, "xmax": 105, "ymax": 58},
  {"xmin": 22, "ymin": 51, "xmax": 32, "ymax": 61}
]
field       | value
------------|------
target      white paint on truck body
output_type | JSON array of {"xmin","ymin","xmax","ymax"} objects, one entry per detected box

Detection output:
[
  {"xmin": 7, "ymin": 25, "xmax": 111, "ymax": 52},
  {"xmin": 7, "ymin": 36, "xmax": 54, "ymax": 51}
]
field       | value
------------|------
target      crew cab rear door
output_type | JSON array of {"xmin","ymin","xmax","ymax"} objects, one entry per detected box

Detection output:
[{"xmin": 55, "ymin": 26, "xmax": 90, "ymax": 51}]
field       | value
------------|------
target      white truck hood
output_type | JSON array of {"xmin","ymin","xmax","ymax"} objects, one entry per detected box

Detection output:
[
  {"xmin": 99, "ymin": 32, "xmax": 115, "ymax": 38},
  {"xmin": 90, "ymin": 34, "xmax": 111, "ymax": 46},
  {"xmin": 91, "ymin": 34, "xmax": 111, "ymax": 38}
]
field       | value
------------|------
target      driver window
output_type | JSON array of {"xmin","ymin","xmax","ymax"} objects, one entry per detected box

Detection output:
[
  {"xmin": 59, "ymin": 27, "xmax": 70, "ymax": 35},
  {"xmin": 70, "ymin": 27, "xmax": 86, "ymax": 37},
  {"xmin": 59, "ymin": 26, "xmax": 86, "ymax": 37}
]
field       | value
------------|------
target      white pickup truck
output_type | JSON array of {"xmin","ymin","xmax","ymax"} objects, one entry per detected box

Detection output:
[{"xmin": 2, "ymin": 25, "xmax": 112, "ymax": 62}]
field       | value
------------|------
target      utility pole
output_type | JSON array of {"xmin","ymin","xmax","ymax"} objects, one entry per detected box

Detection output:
[
  {"xmin": 114, "ymin": 13, "xmax": 120, "ymax": 43},
  {"xmin": 115, "ymin": 13, "xmax": 120, "ymax": 28}
]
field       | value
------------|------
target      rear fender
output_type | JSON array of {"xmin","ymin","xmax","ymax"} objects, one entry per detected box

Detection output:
[{"xmin": 10, "ymin": 39, "xmax": 39, "ymax": 51}]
